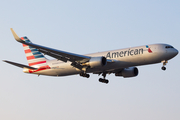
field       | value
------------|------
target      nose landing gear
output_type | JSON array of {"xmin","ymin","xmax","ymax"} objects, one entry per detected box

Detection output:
[{"xmin": 161, "ymin": 60, "xmax": 168, "ymax": 71}]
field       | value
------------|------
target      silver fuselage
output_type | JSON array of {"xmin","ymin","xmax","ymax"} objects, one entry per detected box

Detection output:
[{"xmin": 23, "ymin": 43, "xmax": 178, "ymax": 76}]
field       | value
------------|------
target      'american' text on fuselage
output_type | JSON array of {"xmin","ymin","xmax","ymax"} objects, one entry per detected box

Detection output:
[{"xmin": 106, "ymin": 48, "xmax": 143, "ymax": 58}]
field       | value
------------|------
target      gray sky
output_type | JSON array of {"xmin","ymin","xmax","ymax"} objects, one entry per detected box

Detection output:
[{"xmin": 0, "ymin": 0, "xmax": 180, "ymax": 120}]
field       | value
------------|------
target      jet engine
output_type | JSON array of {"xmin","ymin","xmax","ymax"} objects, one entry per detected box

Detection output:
[
  {"xmin": 85, "ymin": 56, "xmax": 107, "ymax": 68},
  {"xmin": 115, "ymin": 67, "xmax": 138, "ymax": 78}
]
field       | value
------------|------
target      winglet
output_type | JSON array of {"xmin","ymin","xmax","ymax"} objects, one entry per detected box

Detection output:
[{"xmin": 10, "ymin": 28, "xmax": 23, "ymax": 42}]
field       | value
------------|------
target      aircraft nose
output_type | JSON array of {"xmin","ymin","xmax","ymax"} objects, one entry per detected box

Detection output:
[{"xmin": 173, "ymin": 48, "xmax": 178, "ymax": 56}]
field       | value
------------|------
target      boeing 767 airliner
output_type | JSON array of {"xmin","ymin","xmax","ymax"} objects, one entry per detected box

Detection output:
[{"xmin": 3, "ymin": 28, "xmax": 178, "ymax": 84}]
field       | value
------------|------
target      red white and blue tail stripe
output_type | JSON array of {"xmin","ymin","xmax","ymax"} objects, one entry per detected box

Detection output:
[{"xmin": 21, "ymin": 36, "xmax": 48, "ymax": 67}]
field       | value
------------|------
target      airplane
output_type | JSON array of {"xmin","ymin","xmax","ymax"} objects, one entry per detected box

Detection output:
[{"xmin": 3, "ymin": 28, "xmax": 178, "ymax": 84}]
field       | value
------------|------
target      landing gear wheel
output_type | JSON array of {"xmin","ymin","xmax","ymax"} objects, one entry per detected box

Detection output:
[
  {"xmin": 86, "ymin": 74, "xmax": 90, "ymax": 78},
  {"xmin": 99, "ymin": 78, "xmax": 102, "ymax": 82},
  {"xmin": 104, "ymin": 79, "xmax": 109, "ymax": 84},
  {"xmin": 99, "ymin": 78, "xmax": 109, "ymax": 84},
  {"xmin": 98, "ymin": 72, "xmax": 109, "ymax": 84},
  {"xmin": 79, "ymin": 73, "xmax": 90, "ymax": 78},
  {"xmin": 161, "ymin": 66, "xmax": 166, "ymax": 71}
]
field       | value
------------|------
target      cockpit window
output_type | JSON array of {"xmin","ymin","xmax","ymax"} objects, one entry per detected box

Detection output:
[{"xmin": 165, "ymin": 46, "xmax": 174, "ymax": 48}]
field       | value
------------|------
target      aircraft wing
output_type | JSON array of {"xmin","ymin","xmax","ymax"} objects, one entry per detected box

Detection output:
[{"xmin": 10, "ymin": 28, "xmax": 91, "ymax": 69}]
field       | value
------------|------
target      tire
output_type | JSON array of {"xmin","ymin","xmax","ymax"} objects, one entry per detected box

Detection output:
[{"xmin": 161, "ymin": 66, "xmax": 166, "ymax": 71}]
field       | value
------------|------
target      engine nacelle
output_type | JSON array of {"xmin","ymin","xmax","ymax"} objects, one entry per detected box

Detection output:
[
  {"xmin": 86, "ymin": 56, "xmax": 107, "ymax": 68},
  {"xmin": 115, "ymin": 67, "xmax": 138, "ymax": 78}
]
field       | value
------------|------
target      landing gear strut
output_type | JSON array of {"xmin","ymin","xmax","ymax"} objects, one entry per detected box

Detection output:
[
  {"xmin": 79, "ymin": 73, "xmax": 90, "ymax": 78},
  {"xmin": 99, "ymin": 73, "xmax": 109, "ymax": 84},
  {"xmin": 161, "ymin": 60, "xmax": 168, "ymax": 71}
]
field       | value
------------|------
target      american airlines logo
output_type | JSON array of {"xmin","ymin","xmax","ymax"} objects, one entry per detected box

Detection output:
[
  {"xmin": 106, "ymin": 48, "xmax": 144, "ymax": 58},
  {"xmin": 146, "ymin": 45, "xmax": 152, "ymax": 53}
]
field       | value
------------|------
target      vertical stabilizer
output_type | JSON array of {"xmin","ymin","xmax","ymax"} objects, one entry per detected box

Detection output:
[{"xmin": 21, "ymin": 36, "xmax": 48, "ymax": 67}]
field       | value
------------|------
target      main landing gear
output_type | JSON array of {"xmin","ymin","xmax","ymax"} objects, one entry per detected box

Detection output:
[
  {"xmin": 161, "ymin": 60, "xmax": 168, "ymax": 71},
  {"xmin": 80, "ymin": 72, "xmax": 109, "ymax": 84},
  {"xmin": 79, "ymin": 72, "xmax": 90, "ymax": 78},
  {"xmin": 99, "ymin": 73, "xmax": 109, "ymax": 84}
]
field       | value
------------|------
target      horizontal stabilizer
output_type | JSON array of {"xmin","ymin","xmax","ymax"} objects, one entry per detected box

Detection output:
[{"xmin": 3, "ymin": 60, "xmax": 38, "ymax": 70}]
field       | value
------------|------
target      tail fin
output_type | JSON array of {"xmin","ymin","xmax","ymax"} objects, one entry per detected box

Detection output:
[{"xmin": 21, "ymin": 36, "xmax": 48, "ymax": 67}]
